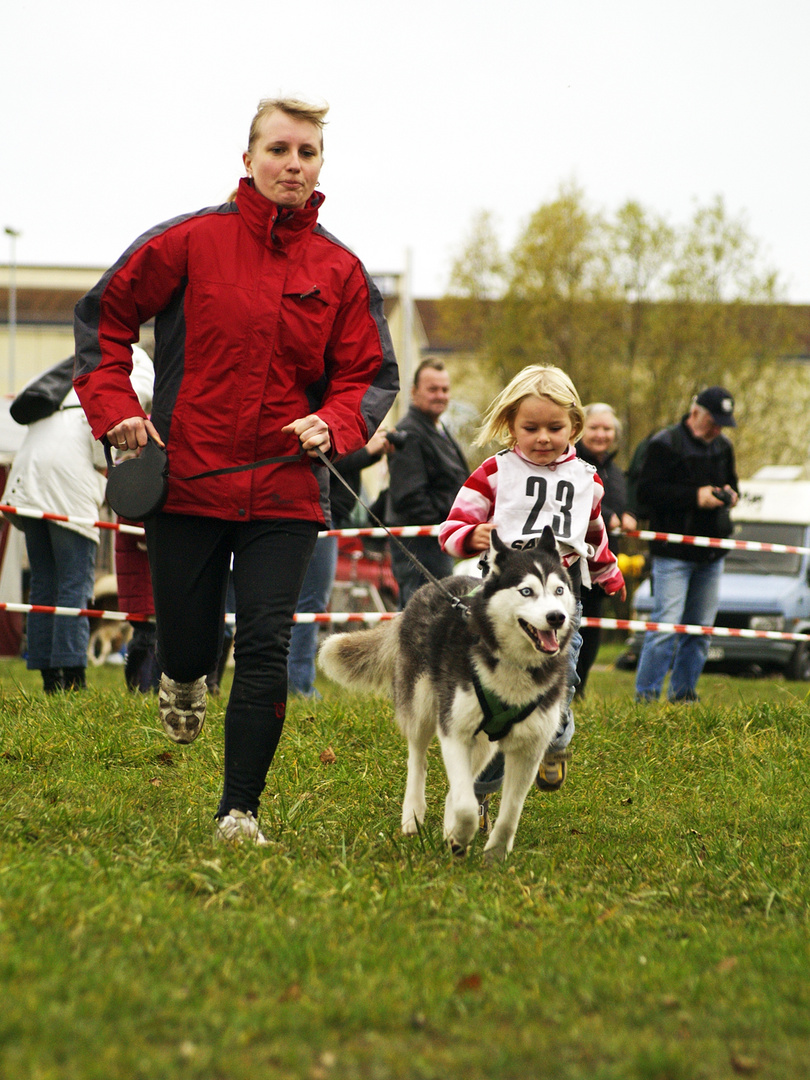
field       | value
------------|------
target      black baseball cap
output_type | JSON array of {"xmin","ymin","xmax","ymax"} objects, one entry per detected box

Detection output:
[{"xmin": 695, "ymin": 386, "xmax": 736, "ymax": 427}]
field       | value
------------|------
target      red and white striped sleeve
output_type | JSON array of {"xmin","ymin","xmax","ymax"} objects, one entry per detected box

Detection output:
[
  {"xmin": 585, "ymin": 475, "xmax": 625, "ymax": 594},
  {"xmin": 438, "ymin": 457, "xmax": 498, "ymax": 557}
]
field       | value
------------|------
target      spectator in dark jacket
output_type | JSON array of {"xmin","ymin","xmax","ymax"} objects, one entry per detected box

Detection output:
[
  {"xmin": 635, "ymin": 387, "xmax": 738, "ymax": 703},
  {"xmin": 387, "ymin": 360, "xmax": 469, "ymax": 607},
  {"xmin": 575, "ymin": 402, "xmax": 633, "ymax": 695}
]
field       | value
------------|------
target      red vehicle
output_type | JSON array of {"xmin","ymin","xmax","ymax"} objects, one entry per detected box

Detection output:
[{"xmin": 330, "ymin": 536, "xmax": 398, "ymax": 614}]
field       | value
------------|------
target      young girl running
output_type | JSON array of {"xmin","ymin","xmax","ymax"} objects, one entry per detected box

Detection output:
[{"xmin": 439, "ymin": 365, "xmax": 625, "ymax": 821}]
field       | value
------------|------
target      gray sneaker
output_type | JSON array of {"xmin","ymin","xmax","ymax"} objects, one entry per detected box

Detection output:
[
  {"xmin": 215, "ymin": 809, "xmax": 269, "ymax": 846},
  {"xmin": 158, "ymin": 675, "xmax": 207, "ymax": 744}
]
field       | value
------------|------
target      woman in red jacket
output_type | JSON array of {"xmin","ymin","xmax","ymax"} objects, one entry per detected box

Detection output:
[{"xmin": 74, "ymin": 98, "xmax": 399, "ymax": 845}]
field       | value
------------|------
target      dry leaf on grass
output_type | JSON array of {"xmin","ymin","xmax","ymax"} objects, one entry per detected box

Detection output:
[
  {"xmin": 319, "ymin": 746, "xmax": 337, "ymax": 764},
  {"xmin": 730, "ymin": 1052, "xmax": 759, "ymax": 1074}
]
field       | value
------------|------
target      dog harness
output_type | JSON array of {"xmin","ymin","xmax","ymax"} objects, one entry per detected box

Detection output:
[{"xmin": 471, "ymin": 670, "xmax": 545, "ymax": 741}]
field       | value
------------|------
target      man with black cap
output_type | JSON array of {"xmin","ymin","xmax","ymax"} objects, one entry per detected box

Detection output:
[{"xmin": 634, "ymin": 387, "xmax": 738, "ymax": 702}]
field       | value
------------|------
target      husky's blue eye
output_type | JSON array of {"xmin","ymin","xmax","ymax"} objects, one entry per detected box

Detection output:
[
  {"xmin": 519, "ymin": 587, "xmax": 534, "ymax": 597},
  {"xmin": 555, "ymin": 586, "xmax": 564, "ymax": 595}
]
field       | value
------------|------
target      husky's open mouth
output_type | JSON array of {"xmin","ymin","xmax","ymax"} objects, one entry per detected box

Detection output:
[{"xmin": 519, "ymin": 618, "xmax": 559, "ymax": 654}]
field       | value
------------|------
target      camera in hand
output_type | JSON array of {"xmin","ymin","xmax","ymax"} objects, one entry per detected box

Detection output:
[
  {"xmin": 385, "ymin": 429, "xmax": 408, "ymax": 450},
  {"xmin": 712, "ymin": 487, "xmax": 733, "ymax": 506}
]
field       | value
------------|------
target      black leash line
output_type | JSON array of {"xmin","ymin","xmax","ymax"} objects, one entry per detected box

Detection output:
[{"xmin": 313, "ymin": 447, "xmax": 471, "ymax": 619}]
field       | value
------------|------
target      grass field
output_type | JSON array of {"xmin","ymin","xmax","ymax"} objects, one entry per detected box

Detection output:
[{"xmin": 1, "ymin": 647, "xmax": 809, "ymax": 1079}]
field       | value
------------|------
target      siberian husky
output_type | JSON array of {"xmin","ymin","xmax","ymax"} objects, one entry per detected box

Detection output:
[{"xmin": 318, "ymin": 527, "xmax": 576, "ymax": 862}]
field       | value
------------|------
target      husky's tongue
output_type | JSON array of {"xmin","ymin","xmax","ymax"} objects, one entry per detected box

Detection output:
[{"xmin": 520, "ymin": 618, "xmax": 559, "ymax": 653}]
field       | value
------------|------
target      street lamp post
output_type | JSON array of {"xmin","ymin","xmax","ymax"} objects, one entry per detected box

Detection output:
[{"xmin": 5, "ymin": 226, "xmax": 21, "ymax": 395}]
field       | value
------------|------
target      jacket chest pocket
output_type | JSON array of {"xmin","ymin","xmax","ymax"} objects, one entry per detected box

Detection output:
[
  {"xmin": 277, "ymin": 283, "xmax": 335, "ymax": 375},
  {"xmin": 281, "ymin": 284, "xmax": 332, "ymax": 328}
]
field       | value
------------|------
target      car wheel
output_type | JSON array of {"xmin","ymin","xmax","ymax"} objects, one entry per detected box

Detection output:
[{"xmin": 786, "ymin": 641, "xmax": 810, "ymax": 681}]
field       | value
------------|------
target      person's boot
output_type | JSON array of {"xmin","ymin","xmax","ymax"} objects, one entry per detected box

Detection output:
[
  {"xmin": 41, "ymin": 668, "xmax": 64, "ymax": 694},
  {"xmin": 61, "ymin": 666, "xmax": 87, "ymax": 690}
]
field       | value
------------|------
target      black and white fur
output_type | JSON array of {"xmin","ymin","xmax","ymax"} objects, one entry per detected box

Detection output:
[{"xmin": 318, "ymin": 527, "xmax": 576, "ymax": 862}]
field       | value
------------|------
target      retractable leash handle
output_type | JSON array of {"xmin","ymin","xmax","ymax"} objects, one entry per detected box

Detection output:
[
  {"xmin": 313, "ymin": 447, "xmax": 471, "ymax": 618},
  {"xmin": 104, "ymin": 434, "xmax": 169, "ymax": 520},
  {"xmin": 103, "ymin": 436, "xmax": 303, "ymax": 520}
]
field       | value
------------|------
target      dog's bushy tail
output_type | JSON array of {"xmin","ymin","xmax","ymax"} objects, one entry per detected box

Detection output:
[{"xmin": 318, "ymin": 623, "xmax": 399, "ymax": 697}]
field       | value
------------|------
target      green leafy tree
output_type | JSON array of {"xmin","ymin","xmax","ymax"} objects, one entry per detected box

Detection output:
[{"xmin": 444, "ymin": 189, "xmax": 803, "ymax": 476}]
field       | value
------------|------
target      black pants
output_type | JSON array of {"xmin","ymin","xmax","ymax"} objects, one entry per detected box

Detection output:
[
  {"xmin": 576, "ymin": 585, "xmax": 603, "ymax": 696},
  {"xmin": 144, "ymin": 514, "xmax": 319, "ymax": 817},
  {"xmin": 390, "ymin": 536, "xmax": 454, "ymax": 610}
]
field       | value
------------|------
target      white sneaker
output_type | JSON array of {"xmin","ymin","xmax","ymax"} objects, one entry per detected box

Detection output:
[
  {"xmin": 215, "ymin": 809, "xmax": 269, "ymax": 846},
  {"xmin": 158, "ymin": 675, "xmax": 207, "ymax": 744}
]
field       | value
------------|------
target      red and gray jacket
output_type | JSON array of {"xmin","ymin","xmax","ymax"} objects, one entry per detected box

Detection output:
[{"xmin": 74, "ymin": 179, "xmax": 399, "ymax": 523}]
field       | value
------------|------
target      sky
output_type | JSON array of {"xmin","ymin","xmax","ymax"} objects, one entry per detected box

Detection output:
[{"xmin": 2, "ymin": 0, "xmax": 808, "ymax": 301}]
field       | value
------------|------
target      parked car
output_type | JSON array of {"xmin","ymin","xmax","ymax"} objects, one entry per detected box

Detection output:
[{"xmin": 619, "ymin": 471, "xmax": 810, "ymax": 680}]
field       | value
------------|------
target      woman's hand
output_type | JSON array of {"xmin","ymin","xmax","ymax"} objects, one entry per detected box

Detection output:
[
  {"xmin": 621, "ymin": 512, "xmax": 638, "ymax": 533},
  {"xmin": 282, "ymin": 414, "xmax": 331, "ymax": 457},
  {"xmin": 106, "ymin": 416, "xmax": 163, "ymax": 452},
  {"xmin": 467, "ymin": 523, "xmax": 495, "ymax": 553}
]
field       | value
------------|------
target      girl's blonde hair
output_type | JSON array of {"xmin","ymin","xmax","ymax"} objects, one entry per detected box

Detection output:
[{"xmin": 475, "ymin": 365, "xmax": 585, "ymax": 448}]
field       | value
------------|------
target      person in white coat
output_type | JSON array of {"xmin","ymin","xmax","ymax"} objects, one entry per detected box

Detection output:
[{"xmin": 2, "ymin": 346, "xmax": 154, "ymax": 691}]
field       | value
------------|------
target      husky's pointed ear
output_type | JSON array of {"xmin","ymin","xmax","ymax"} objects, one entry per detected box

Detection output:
[
  {"xmin": 540, "ymin": 525, "xmax": 559, "ymax": 554},
  {"xmin": 491, "ymin": 529, "xmax": 507, "ymax": 554},
  {"xmin": 488, "ymin": 528, "xmax": 507, "ymax": 575}
]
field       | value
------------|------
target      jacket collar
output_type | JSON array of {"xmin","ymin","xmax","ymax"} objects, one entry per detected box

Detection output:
[
  {"xmin": 235, "ymin": 177, "xmax": 324, "ymax": 248},
  {"xmin": 513, "ymin": 444, "xmax": 577, "ymax": 468},
  {"xmin": 576, "ymin": 442, "xmax": 617, "ymax": 469},
  {"xmin": 407, "ymin": 404, "xmax": 446, "ymax": 433}
]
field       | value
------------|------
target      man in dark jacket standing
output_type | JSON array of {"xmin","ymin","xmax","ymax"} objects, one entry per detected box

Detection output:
[
  {"xmin": 388, "ymin": 359, "xmax": 469, "ymax": 607},
  {"xmin": 634, "ymin": 386, "xmax": 739, "ymax": 702}
]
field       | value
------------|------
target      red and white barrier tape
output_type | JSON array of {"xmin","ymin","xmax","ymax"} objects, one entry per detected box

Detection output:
[
  {"xmin": 4, "ymin": 503, "xmax": 810, "ymax": 558},
  {"xmin": 624, "ymin": 528, "xmax": 810, "ymax": 556},
  {"xmin": 0, "ymin": 602, "xmax": 152, "ymax": 623},
  {"xmin": 0, "ymin": 504, "xmax": 439, "ymax": 541},
  {"xmin": 0, "ymin": 504, "xmax": 144, "ymax": 535},
  {"xmin": 3, "ymin": 602, "xmax": 807, "ymax": 642},
  {"xmin": 580, "ymin": 616, "xmax": 809, "ymax": 642}
]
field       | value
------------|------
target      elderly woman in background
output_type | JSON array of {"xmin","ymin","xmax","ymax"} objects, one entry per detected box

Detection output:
[
  {"xmin": 74, "ymin": 97, "xmax": 399, "ymax": 845},
  {"xmin": 575, "ymin": 402, "xmax": 636, "ymax": 696}
]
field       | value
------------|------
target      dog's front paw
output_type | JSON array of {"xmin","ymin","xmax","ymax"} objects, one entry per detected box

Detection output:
[
  {"xmin": 402, "ymin": 799, "xmax": 427, "ymax": 836},
  {"xmin": 482, "ymin": 836, "xmax": 510, "ymax": 864}
]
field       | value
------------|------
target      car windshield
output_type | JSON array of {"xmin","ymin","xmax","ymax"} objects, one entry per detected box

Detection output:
[{"xmin": 724, "ymin": 522, "xmax": 805, "ymax": 576}]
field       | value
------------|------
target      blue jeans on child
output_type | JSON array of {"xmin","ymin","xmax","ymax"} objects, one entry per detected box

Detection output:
[
  {"xmin": 634, "ymin": 555, "xmax": 724, "ymax": 702},
  {"xmin": 473, "ymin": 600, "xmax": 582, "ymax": 798},
  {"xmin": 288, "ymin": 535, "xmax": 338, "ymax": 697},
  {"xmin": 20, "ymin": 519, "xmax": 97, "ymax": 670}
]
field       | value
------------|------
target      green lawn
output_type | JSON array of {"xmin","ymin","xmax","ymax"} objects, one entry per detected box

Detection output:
[{"xmin": 1, "ymin": 652, "xmax": 808, "ymax": 1079}]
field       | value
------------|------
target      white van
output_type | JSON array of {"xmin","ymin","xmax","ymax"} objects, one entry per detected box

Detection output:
[{"xmin": 623, "ymin": 468, "xmax": 810, "ymax": 680}]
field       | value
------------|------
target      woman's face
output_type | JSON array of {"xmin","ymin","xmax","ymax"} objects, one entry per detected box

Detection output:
[
  {"xmin": 243, "ymin": 110, "xmax": 323, "ymax": 210},
  {"xmin": 582, "ymin": 410, "xmax": 617, "ymax": 457}
]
